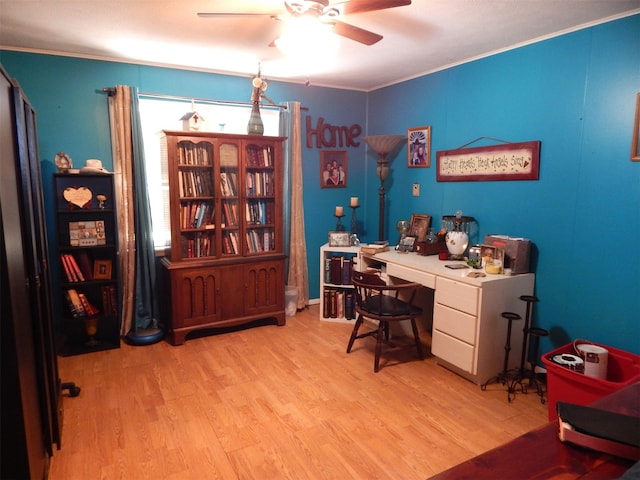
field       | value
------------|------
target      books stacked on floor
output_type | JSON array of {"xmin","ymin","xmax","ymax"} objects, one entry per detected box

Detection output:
[{"xmin": 322, "ymin": 288, "xmax": 356, "ymax": 320}]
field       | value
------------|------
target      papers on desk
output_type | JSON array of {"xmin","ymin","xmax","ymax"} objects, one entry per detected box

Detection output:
[{"xmin": 360, "ymin": 242, "xmax": 389, "ymax": 254}]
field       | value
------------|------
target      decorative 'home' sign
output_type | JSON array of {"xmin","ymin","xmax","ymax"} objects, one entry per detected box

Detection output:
[{"xmin": 436, "ymin": 141, "xmax": 540, "ymax": 182}]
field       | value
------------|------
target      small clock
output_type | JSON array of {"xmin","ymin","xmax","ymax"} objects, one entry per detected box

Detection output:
[{"xmin": 54, "ymin": 151, "xmax": 72, "ymax": 172}]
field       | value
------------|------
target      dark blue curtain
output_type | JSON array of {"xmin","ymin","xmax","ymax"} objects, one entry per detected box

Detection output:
[{"xmin": 130, "ymin": 88, "xmax": 159, "ymax": 330}]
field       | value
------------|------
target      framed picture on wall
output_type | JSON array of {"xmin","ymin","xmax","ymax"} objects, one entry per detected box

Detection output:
[
  {"xmin": 408, "ymin": 126, "xmax": 431, "ymax": 168},
  {"xmin": 320, "ymin": 150, "xmax": 348, "ymax": 188}
]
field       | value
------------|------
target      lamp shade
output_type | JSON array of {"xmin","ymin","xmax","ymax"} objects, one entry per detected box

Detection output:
[{"xmin": 363, "ymin": 135, "xmax": 405, "ymax": 159}]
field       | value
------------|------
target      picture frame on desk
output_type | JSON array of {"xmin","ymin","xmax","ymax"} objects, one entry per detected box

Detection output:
[
  {"xmin": 328, "ymin": 231, "xmax": 350, "ymax": 247},
  {"xmin": 409, "ymin": 213, "xmax": 431, "ymax": 242},
  {"xmin": 93, "ymin": 259, "xmax": 112, "ymax": 280}
]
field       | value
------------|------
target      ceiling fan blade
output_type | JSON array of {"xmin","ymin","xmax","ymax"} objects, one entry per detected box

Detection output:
[
  {"xmin": 337, "ymin": 0, "xmax": 411, "ymax": 16},
  {"xmin": 330, "ymin": 20, "xmax": 383, "ymax": 45},
  {"xmin": 197, "ymin": 12, "xmax": 275, "ymax": 18}
]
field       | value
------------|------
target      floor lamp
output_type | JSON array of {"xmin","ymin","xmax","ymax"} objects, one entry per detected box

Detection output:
[{"xmin": 363, "ymin": 135, "xmax": 405, "ymax": 242}]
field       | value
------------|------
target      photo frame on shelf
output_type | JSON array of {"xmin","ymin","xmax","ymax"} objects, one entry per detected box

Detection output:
[
  {"xmin": 409, "ymin": 214, "xmax": 432, "ymax": 242},
  {"xmin": 328, "ymin": 231, "xmax": 350, "ymax": 247},
  {"xmin": 632, "ymin": 93, "xmax": 640, "ymax": 162},
  {"xmin": 93, "ymin": 260, "xmax": 112, "ymax": 280},
  {"xmin": 320, "ymin": 150, "xmax": 348, "ymax": 188},
  {"xmin": 408, "ymin": 126, "xmax": 431, "ymax": 168}
]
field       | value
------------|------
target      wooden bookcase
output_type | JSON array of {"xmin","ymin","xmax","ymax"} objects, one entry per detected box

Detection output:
[
  {"xmin": 53, "ymin": 173, "xmax": 120, "ymax": 355},
  {"xmin": 159, "ymin": 131, "xmax": 287, "ymax": 345}
]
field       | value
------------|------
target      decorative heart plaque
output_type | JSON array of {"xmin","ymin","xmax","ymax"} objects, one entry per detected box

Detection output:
[{"xmin": 63, "ymin": 186, "xmax": 92, "ymax": 209}]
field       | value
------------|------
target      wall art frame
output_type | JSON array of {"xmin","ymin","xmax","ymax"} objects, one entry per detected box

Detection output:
[
  {"xmin": 320, "ymin": 150, "xmax": 348, "ymax": 188},
  {"xmin": 436, "ymin": 140, "xmax": 540, "ymax": 182},
  {"xmin": 632, "ymin": 93, "xmax": 640, "ymax": 162},
  {"xmin": 408, "ymin": 126, "xmax": 431, "ymax": 168}
]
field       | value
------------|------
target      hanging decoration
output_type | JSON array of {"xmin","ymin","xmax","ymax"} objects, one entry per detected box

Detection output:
[{"xmin": 247, "ymin": 67, "xmax": 270, "ymax": 135}]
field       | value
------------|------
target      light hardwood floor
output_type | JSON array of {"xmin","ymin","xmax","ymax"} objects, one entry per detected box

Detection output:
[{"xmin": 50, "ymin": 305, "xmax": 548, "ymax": 479}]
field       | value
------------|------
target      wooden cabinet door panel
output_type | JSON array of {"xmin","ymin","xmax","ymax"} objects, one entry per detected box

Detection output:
[
  {"xmin": 174, "ymin": 269, "xmax": 219, "ymax": 327},
  {"xmin": 245, "ymin": 261, "xmax": 284, "ymax": 316},
  {"xmin": 219, "ymin": 265, "xmax": 246, "ymax": 320}
]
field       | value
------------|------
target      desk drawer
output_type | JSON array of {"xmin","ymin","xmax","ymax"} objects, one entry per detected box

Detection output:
[
  {"xmin": 386, "ymin": 263, "xmax": 436, "ymax": 289},
  {"xmin": 435, "ymin": 277, "xmax": 478, "ymax": 315},
  {"xmin": 434, "ymin": 303, "xmax": 477, "ymax": 344},
  {"xmin": 432, "ymin": 330, "xmax": 475, "ymax": 374}
]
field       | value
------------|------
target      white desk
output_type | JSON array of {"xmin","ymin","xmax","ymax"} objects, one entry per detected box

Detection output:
[{"xmin": 369, "ymin": 251, "xmax": 535, "ymax": 384}]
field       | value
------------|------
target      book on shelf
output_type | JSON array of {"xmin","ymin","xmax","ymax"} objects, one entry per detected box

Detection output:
[
  {"xmin": 100, "ymin": 285, "xmax": 118, "ymax": 317},
  {"xmin": 323, "ymin": 288, "xmax": 356, "ymax": 320},
  {"xmin": 329, "ymin": 290, "xmax": 337, "ymax": 318},
  {"xmin": 61, "ymin": 253, "xmax": 92, "ymax": 283},
  {"xmin": 336, "ymin": 291, "xmax": 344, "ymax": 318},
  {"xmin": 325, "ymin": 253, "xmax": 356, "ymax": 285},
  {"xmin": 65, "ymin": 288, "xmax": 100, "ymax": 318}
]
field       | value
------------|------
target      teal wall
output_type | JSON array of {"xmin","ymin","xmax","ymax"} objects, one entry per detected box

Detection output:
[
  {"xmin": 2, "ymin": 13, "xmax": 638, "ymax": 356},
  {"xmin": 365, "ymin": 15, "xmax": 640, "ymax": 356}
]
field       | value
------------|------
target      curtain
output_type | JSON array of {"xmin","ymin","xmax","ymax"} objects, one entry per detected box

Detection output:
[
  {"xmin": 280, "ymin": 101, "xmax": 309, "ymax": 309},
  {"xmin": 108, "ymin": 86, "xmax": 135, "ymax": 335},
  {"xmin": 108, "ymin": 85, "xmax": 159, "ymax": 337}
]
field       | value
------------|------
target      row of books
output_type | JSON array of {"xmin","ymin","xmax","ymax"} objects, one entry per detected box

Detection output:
[
  {"xmin": 183, "ymin": 232, "xmax": 214, "ymax": 258},
  {"xmin": 220, "ymin": 170, "xmax": 239, "ymax": 197},
  {"xmin": 178, "ymin": 169, "xmax": 214, "ymax": 197},
  {"xmin": 60, "ymin": 252, "xmax": 93, "ymax": 282},
  {"xmin": 324, "ymin": 254, "xmax": 356, "ymax": 286},
  {"xmin": 245, "ymin": 200, "xmax": 274, "ymax": 225},
  {"xmin": 65, "ymin": 286, "xmax": 117, "ymax": 319},
  {"xmin": 222, "ymin": 231, "xmax": 240, "ymax": 255},
  {"xmin": 322, "ymin": 289, "xmax": 356, "ymax": 320},
  {"xmin": 180, "ymin": 201, "xmax": 215, "ymax": 229},
  {"xmin": 177, "ymin": 142, "xmax": 212, "ymax": 166},
  {"xmin": 245, "ymin": 229, "xmax": 275, "ymax": 254},
  {"xmin": 245, "ymin": 171, "xmax": 274, "ymax": 197},
  {"xmin": 246, "ymin": 145, "xmax": 273, "ymax": 167},
  {"xmin": 222, "ymin": 200, "xmax": 239, "ymax": 227}
]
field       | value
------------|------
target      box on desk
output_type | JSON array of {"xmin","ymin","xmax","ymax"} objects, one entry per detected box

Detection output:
[{"xmin": 483, "ymin": 235, "xmax": 531, "ymax": 274}]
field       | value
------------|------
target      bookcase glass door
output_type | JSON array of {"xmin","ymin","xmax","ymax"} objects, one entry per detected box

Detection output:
[
  {"xmin": 245, "ymin": 142, "xmax": 276, "ymax": 255},
  {"xmin": 176, "ymin": 140, "xmax": 216, "ymax": 259},
  {"xmin": 219, "ymin": 142, "xmax": 240, "ymax": 256}
]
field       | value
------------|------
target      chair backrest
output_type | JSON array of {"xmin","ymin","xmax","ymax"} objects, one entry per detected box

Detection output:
[{"xmin": 352, "ymin": 270, "xmax": 422, "ymax": 319}]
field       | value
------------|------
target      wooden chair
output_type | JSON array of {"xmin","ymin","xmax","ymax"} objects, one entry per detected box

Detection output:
[{"xmin": 347, "ymin": 270, "xmax": 425, "ymax": 372}]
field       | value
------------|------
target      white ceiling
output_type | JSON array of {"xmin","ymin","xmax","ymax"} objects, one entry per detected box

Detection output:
[{"xmin": 1, "ymin": 0, "xmax": 638, "ymax": 91}]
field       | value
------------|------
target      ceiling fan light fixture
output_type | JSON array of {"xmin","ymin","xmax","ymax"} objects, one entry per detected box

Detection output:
[{"xmin": 274, "ymin": 16, "xmax": 338, "ymax": 59}]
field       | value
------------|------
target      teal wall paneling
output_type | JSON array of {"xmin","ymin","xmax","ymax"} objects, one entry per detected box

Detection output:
[{"xmin": 1, "ymin": 13, "xmax": 638, "ymax": 356}]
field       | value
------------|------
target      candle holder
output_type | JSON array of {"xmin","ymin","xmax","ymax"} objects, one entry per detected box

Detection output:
[
  {"xmin": 334, "ymin": 213, "xmax": 345, "ymax": 232},
  {"xmin": 350, "ymin": 205, "xmax": 359, "ymax": 236}
]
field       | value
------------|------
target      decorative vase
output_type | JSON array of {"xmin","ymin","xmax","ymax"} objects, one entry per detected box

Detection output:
[
  {"xmin": 247, "ymin": 100, "xmax": 264, "ymax": 135},
  {"xmin": 445, "ymin": 230, "xmax": 469, "ymax": 259}
]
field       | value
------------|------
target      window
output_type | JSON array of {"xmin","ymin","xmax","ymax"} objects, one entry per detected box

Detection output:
[{"xmin": 138, "ymin": 97, "xmax": 281, "ymax": 249}]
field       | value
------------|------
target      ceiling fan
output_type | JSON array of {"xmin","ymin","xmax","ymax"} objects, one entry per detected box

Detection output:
[{"xmin": 197, "ymin": 0, "xmax": 412, "ymax": 46}]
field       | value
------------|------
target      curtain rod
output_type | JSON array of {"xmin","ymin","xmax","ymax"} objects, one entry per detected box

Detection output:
[{"xmin": 101, "ymin": 87, "xmax": 289, "ymax": 110}]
